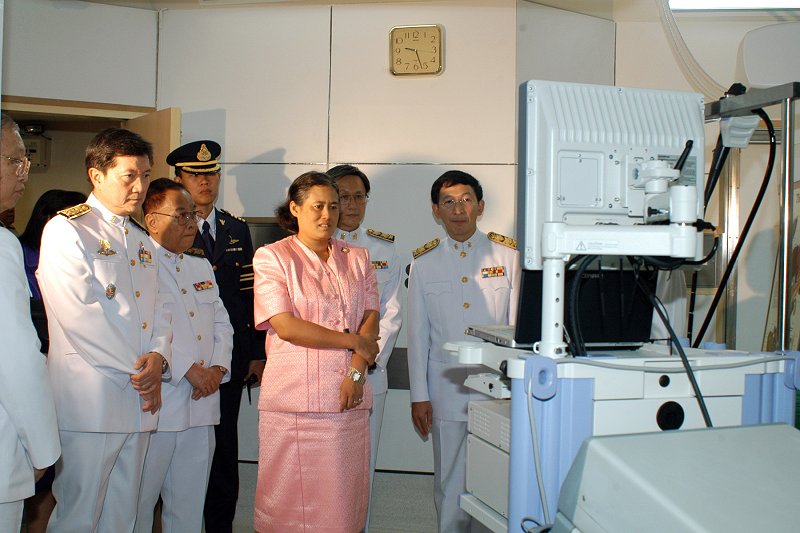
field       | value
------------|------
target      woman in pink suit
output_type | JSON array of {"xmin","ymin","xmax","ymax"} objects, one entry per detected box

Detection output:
[{"xmin": 253, "ymin": 172, "xmax": 381, "ymax": 532}]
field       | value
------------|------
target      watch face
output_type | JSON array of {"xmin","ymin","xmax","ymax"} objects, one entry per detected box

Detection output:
[{"xmin": 390, "ymin": 25, "xmax": 442, "ymax": 76}]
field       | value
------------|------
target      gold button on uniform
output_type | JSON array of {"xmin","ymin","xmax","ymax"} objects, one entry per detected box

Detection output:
[
  {"xmin": 460, "ymin": 251, "xmax": 467, "ymax": 258},
  {"xmin": 189, "ymin": 311, "xmax": 195, "ymax": 317},
  {"xmin": 197, "ymin": 335, "xmax": 202, "ymax": 341},
  {"xmin": 124, "ymin": 227, "xmax": 129, "ymax": 235},
  {"xmin": 135, "ymin": 291, "xmax": 141, "ymax": 297},
  {"xmin": 142, "ymin": 322, "xmax": 148, "ymax": 329},
  {"xmin": 461, "ymin": 276, "xmax": 468, "ymax": 283},
  {"xmin": 199, "ymin": 359, "xmax": 205, "ymax": 366},
  {"xmin": 176, "ymin": 266, "xmax": 181, "ymax": 273},
  {"xmin": 463, "ymin": 302, "xmax": 470, "ymax": 309},
  {"xmin": 181, "ymin": 288, "xmax": 187, "ymax": 294},
  {"xmin": 213, "ymin": 265, "xmax": 218, "ymax": 271}
]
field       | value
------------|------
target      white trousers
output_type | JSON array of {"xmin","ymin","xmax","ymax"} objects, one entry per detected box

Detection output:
[
  {"xmin": 364, "ymin": 389, "xmax": 387, "ymax": 531},
  {"xmin": 48, "ymin": 431, "xmax": 149, "ymax": 533},
  {"xmin": 134, "ymin": 425, "xmax": 215, "ymax": 533},
  {"xmin": 431, "ymin": 419, "xmax": 471, "ymax": 533},
  {"xmin": 0, "ymin": 500, "xmax": 23, "ymax": 532}
]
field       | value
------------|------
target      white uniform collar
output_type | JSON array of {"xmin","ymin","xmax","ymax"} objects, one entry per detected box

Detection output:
[
  {"xmin": 337, "ymin": 226, "xmax": 362, "ymax": 241},
  {"xmin": 152, "ymin": 239, "xmax": 183, "ymax": 265},
  {"xmin": 446, "ymin": 230, "xmax": 483, "ymax": 255},
  {"xmin": 87, "ymin": 193, "xmax": 128, "ymax": 228}
]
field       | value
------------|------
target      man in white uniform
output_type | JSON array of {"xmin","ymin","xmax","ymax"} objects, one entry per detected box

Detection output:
[
  {"xmin": 135, "ymin": 179, "xmax": 233, "ymax": 532},
  {"xmin": 38, "ymin": 128, "xmax": 172, "ymax": 532},
  {"xmin": 0, "ymin": 113, "xmax": 60, "ymax": 530},
  {"xmin": 407, "ymin": 170, "xmax": 520, "ymax": 532},
  {"xmin": 328, "ymin": 165, "xmax": 402, "ymax": 526}
]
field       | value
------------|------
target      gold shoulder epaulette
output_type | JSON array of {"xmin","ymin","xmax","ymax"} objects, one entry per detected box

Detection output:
[
  {"xmin": 219, "ymin": 209, "xmax": 246, "ymax": 223},
  {"xmin": 58, "ymin": 204, "xmax": 90, "ymax": 220},
  {"xmin": 488, "ymin": 231, "xmax": 517, "ymax": 250},
  {"xmin": 413, "ymin": 238, "xmax": 440, "ymax": 259},
  {"xmin": 128, "ymin": 217, "xmax": 149, "ymax": 235},
  {"xmin": 185, "ymin": 247, "xmax": 206, "ymax": 258},
  {"xmin": 367, "ymin": 228, "xmax": 395, "ymax": 243}
]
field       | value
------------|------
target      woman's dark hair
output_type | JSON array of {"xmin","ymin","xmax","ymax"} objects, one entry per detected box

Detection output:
[
  {"xmin": 19, "ymin": 189, "xmax": 87, "ymax": 250},
  {"xmin": 430, "ymin": 170, "xmax": 483, "ymax": 204},
  {"xmin": 275, "ymin": 172, "xmax": 338, "ymax": 234}
]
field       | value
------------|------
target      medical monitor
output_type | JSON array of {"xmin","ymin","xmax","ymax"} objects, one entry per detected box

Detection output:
[{"xmin": 517, "ymin": 80, "xmax": 706, "ymax": 270}]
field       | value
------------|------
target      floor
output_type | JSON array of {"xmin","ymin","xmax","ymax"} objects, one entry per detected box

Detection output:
[{"xmin": 233, "ymin": 463, "xmax": 437, "ymax": 533}]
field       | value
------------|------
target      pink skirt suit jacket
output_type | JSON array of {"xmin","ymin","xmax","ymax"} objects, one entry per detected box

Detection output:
[{"xmin": 252, "ymin": 235, "xmax": 379, "ymax": 532}]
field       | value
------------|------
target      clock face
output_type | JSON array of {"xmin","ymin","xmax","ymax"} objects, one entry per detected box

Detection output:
[{"xmin": 390, "ymin": 25, "xmax": 443, "ymax": 76}]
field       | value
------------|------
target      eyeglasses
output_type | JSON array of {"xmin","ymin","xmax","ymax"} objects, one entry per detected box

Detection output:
[
  {"xmin": 339, "ymin": 193, "xmax": 369, "ymax": 206},
  {"xmin": 439, "ymin": 197, "xmax": 475, "ymax": 211},
  {"xmin": 151, "ymin": 211, "xmax": 199, "ymax": 226},
  {"xmin": 1, "ymin": 154, "xmax": 31, "ymax": 176}
]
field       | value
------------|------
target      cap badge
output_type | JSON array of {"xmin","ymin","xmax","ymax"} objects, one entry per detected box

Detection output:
[{"xmin": 197, "ymin": 143, "xmax": 212, "ymax": 162}]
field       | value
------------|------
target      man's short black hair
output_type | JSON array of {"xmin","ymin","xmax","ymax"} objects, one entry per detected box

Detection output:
[{"xmin": 430, "ymin": 170, "xmax": 483, "ymax": 204}]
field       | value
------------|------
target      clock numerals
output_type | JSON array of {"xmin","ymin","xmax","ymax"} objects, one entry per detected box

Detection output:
[{"xmin": 390, "ymin": 25, "xmax": 442, "ymax": 76}]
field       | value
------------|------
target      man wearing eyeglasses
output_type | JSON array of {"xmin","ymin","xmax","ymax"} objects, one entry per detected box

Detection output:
[
  {"xmin": 167, "ymin": 140, "xmax": 265, "ymax": 532},
  {"xmin": 327, "ymin": 164, "xmax": 402, "ymax": 529},
  {"xmin": 0, "ymin": 113, "xmax": 60, "ymax": 530},
  {"xmin": 37, "ymin": 128, "xmax": 172, "ymax": 532},
  {"xmin": 407, "ymin": 170, "xmax": 520, "ymax": 532},
  {"xmin": 135, "ymin": 178, "xmax": 233, "ymax": 532}
]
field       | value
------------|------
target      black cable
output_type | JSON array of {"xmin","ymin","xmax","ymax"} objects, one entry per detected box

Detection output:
[
  {"xmin": 688, "ymin": 268, "xmax": 699, "ymax": 342},
  {"xmin": 567, "ymin": 255, "xmax": 598, "ymax": 356},
  {"xmin": 674, "ymin": 139, "xmax": 694, "ymax": 172},
  {"xmin": 692, "ymin": 108, "xmax": 776, "ymax": 348},
  {"xmin": 632, "ymin": 260, "xmax": 713, "ymax": 428}
]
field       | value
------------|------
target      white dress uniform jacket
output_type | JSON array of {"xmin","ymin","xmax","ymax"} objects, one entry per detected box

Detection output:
[
  {"xmin": 0, "ymin": 228, "xmax": 60, "ymax": 503},
  {"xmin": 155, "ymin": 243, "xmax": 233, "ymax": 429},
  {"xmin": 408, "ymin": 230, "xmax": 520, "ymax": 532},
  {"xmin": 37, "ymin": 194, "xmax": 172, "ymax": 433},
  {"xmin": 337, "ymin": 227, "xmax": 402, "ymax": 394},
  {"xmin": 407, "ymin": 230, "xmax": 520, "ymax": 421}
]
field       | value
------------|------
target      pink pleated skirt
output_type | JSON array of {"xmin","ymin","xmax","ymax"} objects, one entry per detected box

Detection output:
[{"xmin": 254, "ymin": 410, "xmax": 370, "ymax": 533}]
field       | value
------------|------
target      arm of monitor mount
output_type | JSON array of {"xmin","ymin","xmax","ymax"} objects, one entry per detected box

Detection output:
[{"xmin": 537, "ymin": 184, "xmax": 701, "ymax": 359}]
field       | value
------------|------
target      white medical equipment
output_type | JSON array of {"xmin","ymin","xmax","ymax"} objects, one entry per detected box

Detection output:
[{"xmin": 454, "ymin": 80, "xmax": 800, "ymax": 532}]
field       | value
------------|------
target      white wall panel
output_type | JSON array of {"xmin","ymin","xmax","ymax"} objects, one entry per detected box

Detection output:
[
  {"xmin": 516, "ymin": 1, "xmax": 614, "ymax": 86},
  {"xmin": 219, "ymin": 163, "xmax": 327, "ymax": 217},
  {"xmin": 157, "ymin": 6, "xmax": 330, "ymax": 164},
  {"xmin": 329, "ymin": 2, "xmax": 517, "ymax": 165},
  {"xmin": 3, "ymin": 0, "xmax": 157, "ymax": 106}
]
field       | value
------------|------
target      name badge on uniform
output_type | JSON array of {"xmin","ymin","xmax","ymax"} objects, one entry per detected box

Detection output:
[
  {"xmin": 98, "ymin": 240, "xmax": 116, "ymax": 256},
  {"xmin": 194, "ymin": 280, "xmax": 215, "ymax": 291},
  {"xmin": 372, "ymin": 260, "xmax": 389, "ymax": 270},
  {"xmin": 481, "ymin": 266, "xmax": 505, "ymax": 278},
  {"xmin": 105, "ymin": 283, "xmax": 116, "ymax": 299},
  {"xmin": 139, "ymin": 242, "xmax": 153, "ymax": 265}
]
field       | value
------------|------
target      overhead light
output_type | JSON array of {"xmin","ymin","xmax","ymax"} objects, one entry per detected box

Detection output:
[{"xmin": 670, "ymin": 0, "xmax": 800, "ymax": 9}]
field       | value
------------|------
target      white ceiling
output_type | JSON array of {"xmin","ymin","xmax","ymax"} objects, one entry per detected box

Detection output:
[{"xmin": 79, "ymin": 0, "xmax": 617, "ymax": 21}]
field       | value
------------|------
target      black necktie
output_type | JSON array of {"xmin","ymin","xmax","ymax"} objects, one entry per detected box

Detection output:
[{"xmin": 202, "ymin": 220, "xmax": 215, "ymax": 256}]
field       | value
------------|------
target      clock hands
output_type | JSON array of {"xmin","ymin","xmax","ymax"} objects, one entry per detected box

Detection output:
[{"xmin": 404, "ymin": 47, "xmax": 424, "ymax": 68}]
